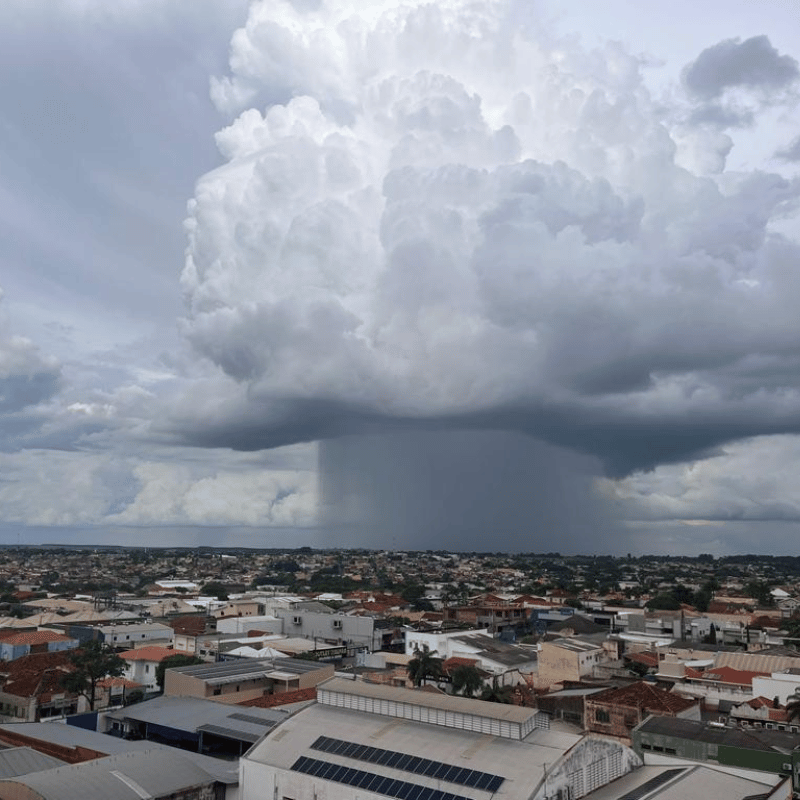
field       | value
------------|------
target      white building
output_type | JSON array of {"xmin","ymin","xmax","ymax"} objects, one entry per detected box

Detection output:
[
  {"xmin": 240, "ymin": 678, "xmax": 642, "ymax": 800},
  {"xmin": 119, "ymin": 646, "xmax": 181, "ymax": 694},
  {"xmin": 752, "ymin": 669, "xmax": 800, "ymax": 705}
]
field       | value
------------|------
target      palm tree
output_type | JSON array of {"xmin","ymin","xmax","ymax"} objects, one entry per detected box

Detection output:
[
  {"xmin": 785, "ymin": 690, "xmax": 800, "ymax": 723},
  {"xmin": 451, "ymin": 664, "xmax": 483, "ymax": 698},
  {"xmin": 407, "ymin": 645, "xmax": 443, "ymax": 687}
]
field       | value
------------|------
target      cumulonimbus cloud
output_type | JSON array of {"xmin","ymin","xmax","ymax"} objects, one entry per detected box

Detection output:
[{"xmin": 179, "ymin": 0, "xmax": 800, "ymax": 477}]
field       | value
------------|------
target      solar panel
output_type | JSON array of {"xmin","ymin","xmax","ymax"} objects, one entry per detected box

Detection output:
[
  {"xmin": 617, "ymin": 768, "xmax": 686, "ymax": 800},
  {"xmin": 309, "ymin": 736, "xmax": 505, "ymax": 792},
  {"xmin": 228, "ymin": 712, "xmax": 278, "ymax": 728},
  {"xmin": 292, "ymin": 757, "xmax": 476, "ymax": 800}
]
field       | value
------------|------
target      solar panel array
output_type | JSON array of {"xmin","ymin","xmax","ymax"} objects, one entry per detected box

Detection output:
[
  {"xmin": 311, "ymin": 735, "xmax": 504, "ymax": 792},
  {"xmin": 617, "ymin": 768, "xmax": 685, "ymax": 800},
  {"xmin": 292, "ymin": 756, "xmax": 473, "ymax": 800}
]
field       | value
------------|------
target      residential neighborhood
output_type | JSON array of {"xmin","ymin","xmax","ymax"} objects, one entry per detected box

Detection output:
[{"xmin": 0, "ymin": 546, "xmax": 798, "ymax": 797}]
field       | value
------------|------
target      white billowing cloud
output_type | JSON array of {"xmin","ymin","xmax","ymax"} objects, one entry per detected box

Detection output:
[
  {"xmin": 0, "ymin": 445, "xmax": 316, "ymax": 529},
  {"xmin": 107, "ymin": 461, "xmax": 316, "ymax": 527},
  {"xmin": 182, "ymin": 0, "xmax": 800, "ymax": 478},
  {"xmin": 603, "ymin": 435, "xmax": 800, "ymax": 522}
]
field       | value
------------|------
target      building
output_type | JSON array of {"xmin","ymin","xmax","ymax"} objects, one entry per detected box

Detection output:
[
  {"xmin": 97, "ymin": 622, "xmax": 174, "ymax": 649},
  {"xmin": 0, "ymin": 630, "xmax": 78, "ymax": 662},
  {"xmin": 213, "ymin": 598, "xmax": 267, "ymax": 619},
  {"xmin": 240, "ymin": 677, "xmax": 642, "ymax": 800},
  {"xmin": 0, "ymin": 747, "xmax": 224, "ymax": 799},
  {"xmin": 119, "ymin": 646, "xmax": 180, "ymax": 694},
  {"xmin": 0, "ymin": 721, "xmax": 239, "ymax": 794},
  {"xmin": 585, "ymin": 681, "xmax": 701, "ymax": 740},
  {"xmin": 164, "ymin": 656, "xmax": 334, "ymax": 704},
  {"xmin": 274, "ymin": 605, "xmax": 380, "ymax": 651},
  {"xmin": 0, "ymin": 651, "xmax": 84, "ymax": 722},
  {"xmin": 104, "ymin": 694, "xmax": 289, "ymax": 758},
  {"xmin": 632, "ymin": 715, "xmax": 800, "ymax": 792},
  {"xmin": 536, "ymin": 638, "xmax": 606, "ymax": 688}
]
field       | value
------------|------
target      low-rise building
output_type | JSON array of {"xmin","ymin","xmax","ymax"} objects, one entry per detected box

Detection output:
[
  {"xmin": 536, "ymin": 638, "xmax": 606, "ymax": 688},
  {"xmin": 240, "ymin": 677, "xmax": 642, "ymax": 800},
  {"xmin": 585, "ymin": 681, "xmax": 701, "ymax": 740},
  {"xmin": 119, "ymin": 646, "xmax": 180, "ymax": 694},
  {"xmin": 632, "ymin": 715, "xmax": 800, "ymax": 791},
  {"xmin": 164, "ymin": 656, "xmax": 334, "ymax": 704},
  {"xmin": 0, "ymin": 630, "xmax": 78, "ymax": 661}
]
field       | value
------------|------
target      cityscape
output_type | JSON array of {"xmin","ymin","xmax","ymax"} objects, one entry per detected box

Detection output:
[
  {"xmin": 1, "ymin": 0, "xmax": 800, "ymax": 798},
  {"xmin": 0, "ymin": 547, "xmax": 794, "ymax": 795}
]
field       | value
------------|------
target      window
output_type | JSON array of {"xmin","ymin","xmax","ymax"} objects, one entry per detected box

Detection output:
[
  {"xmin": 595, "ymin": 709, "xmax": 610, "ymax": 723},
  {"xmin": 145, "ymin": 665, "xmax": 149, "ymax": 673}
]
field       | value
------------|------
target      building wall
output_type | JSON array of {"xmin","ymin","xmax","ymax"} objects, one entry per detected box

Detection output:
[
  {"xmin": 216, "ymin": 616, "xmax": 283, "ymax": 636},
  {"xmin": 276, "ymin": 610, "xmax": 378, "ymax": 650},
  {"xmin": 633, "ymin": 726, "xmax": 793, "ymax": 781},
  {"xmin": 536, "ymin": 641, "xmax": 602, "ymax": 688},
  {"xmin": 585, "ymin": 699, "xmax": 700, "ymax": 740},
  {"xmin": 124, "ymin": 659, "xmax": 160, "ymax": 693},
  {"xmin": 752, "ymin": 673, "xmax": 800, "ymax": 705},
  {"xmin": 530, "ymin": 736, "xmax": 641, "ymax": 800}
]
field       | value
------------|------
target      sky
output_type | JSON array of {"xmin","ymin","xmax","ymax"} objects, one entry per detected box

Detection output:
[{"xmin": 1, "ymin": 0, "xmax": 800, "ymax": 556}]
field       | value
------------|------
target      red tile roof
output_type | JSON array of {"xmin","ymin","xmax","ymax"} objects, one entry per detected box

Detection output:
[
  {"xmin": 0, "ymin": 630, "xmax": 74, "ymax": 646},
  {"xmin": 0, "ymin": 650, "xmax": 74, "ymax": 699},
  {"xmin": 239, "ymin": 687, "xmax": 317, "ymax": 708},
  {"xmin": 701, "ymin": 666, "xmax": 768, "ymax": 686},
  {"xmin": 589, "ymin": 681, "xmax": 699, "ymax": 715},
  {"xmin": 119, "ymin": 646, "xmax": 180, "ymax": 663},
  {"xmin": 625, "ymin": 652, "xmax": 659, "ymax": 668}
]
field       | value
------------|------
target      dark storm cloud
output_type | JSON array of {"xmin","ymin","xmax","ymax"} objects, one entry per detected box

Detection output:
[
  {"xmin": 319, "ymin": 430, "xmax": 624, "ymax": 554},
  {"xmin": 683, "ymin": 35, "xmax": 799, "ymax": 100}
]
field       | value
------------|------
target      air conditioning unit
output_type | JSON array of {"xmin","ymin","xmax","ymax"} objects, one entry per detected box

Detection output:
[
  {"xmin": 292, "ymin": 616, "xmax": 302, "ymax": 625},
  {"xmin": 333, "ymin": 619, "xmax": 343, "ymax": 629}
]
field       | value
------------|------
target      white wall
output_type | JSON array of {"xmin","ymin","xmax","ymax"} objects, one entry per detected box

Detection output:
[{"xmin": 752, "ymin": 673, "xmax": 800, "ymax": 705}]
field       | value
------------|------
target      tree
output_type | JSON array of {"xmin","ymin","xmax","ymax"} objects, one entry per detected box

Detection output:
[
  {"xmin": 201, "ymin": 582, "xmax": 229, "ymax": 601},
  {"xmin": 407, "ymin": 645, "xmax": 443, "ymax": 687},
  {"xmin": 645, "ymin": 593, "xmax": 680, "ymax": 611},
  {"xmin": 786, "ymin": 690, "xmax": 800, "ymax": 723},
  {"xmin": 61, "ymin": 640, "xmax": 126, "ymax": 711},
  {"xmin": 155, "ymin": 654, "xmax": 204, "ymax": 690},
  {"xmin": 450, "ymin": 664, "xmax": 483, "ymax": 698},
  {"xmin": 479, "ymin": 678, "xmax": 513, "ymax": 704}
]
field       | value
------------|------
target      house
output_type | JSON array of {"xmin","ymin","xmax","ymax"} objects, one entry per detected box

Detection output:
[
  {"xmin": 119, "ymin": 646, "xmax": 180, "ymax": 694},
  {"xmin": 585, "ymin": 681, "xmax": 701, "ymax": 740},
  {"xmin": 239, "ymin": 677, "xmax": 643, "ymax": 800},
  {"xmin": 212, "ymin": 598, "xmax": 266, "ymax": 619},
  {"xmin": 274, "ymin": 605, "xmax": 380, "ymax": 651},
  {"xmin": 96, "ymin": 621, "xmax": 174, "ymax": 649},
  {"xmin": 0, "ymin": 651, "xmax": 84, "ymax": 722},
  {"xmin": 0, "ymin": 630, "xmax": 78, "ymax": 661},
  {"xmin": 536, "ymin": 638, "xmax": 606, "ymax": 688},
  {"xmin": 164, "ymin": 656, "xmax": 334, "ymax": 704}
]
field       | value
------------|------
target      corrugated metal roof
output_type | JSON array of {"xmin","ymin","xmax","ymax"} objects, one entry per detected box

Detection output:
[
  {"xmin": 0, "ymin": 746, "xmax": 65, "ymax": 778},
  {"xmin": 0, "ymin": 748, "xmax": 214, "ymax": 800},
  {"xmin": 319, "ymin": 677, "xmax": 538, "ymax": 723},
  {"xmin": 106, "ymin": 694, "xmax": 287, "ymax": 742},
  {"xmin": 0, "ymin": 722, "xmax": 238, "ymax": 785}
]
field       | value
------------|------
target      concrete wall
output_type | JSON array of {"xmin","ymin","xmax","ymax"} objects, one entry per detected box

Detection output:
[
  {"xmin": 216, "ymin": 616, "xmax": 283, "ymax": 636},
  {"xmin": 276, "ymin": 610, "xmax": 378, "ymax": 650}
]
